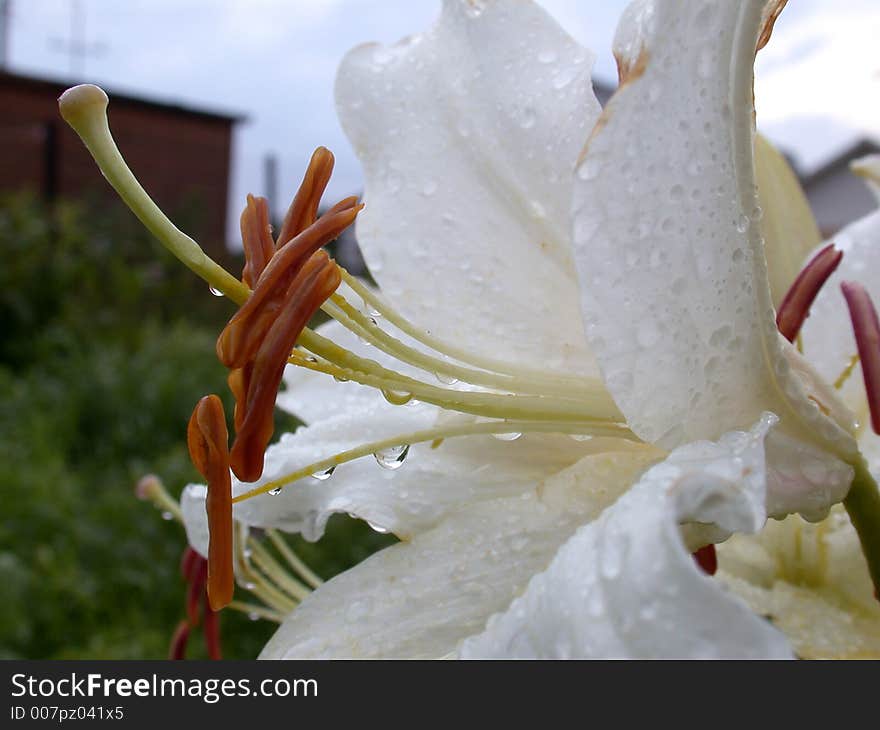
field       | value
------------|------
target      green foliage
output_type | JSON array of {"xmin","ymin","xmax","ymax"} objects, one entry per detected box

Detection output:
[{"xmin": 0, "ymin": 193, "xmax": 393, "ymax": 659}]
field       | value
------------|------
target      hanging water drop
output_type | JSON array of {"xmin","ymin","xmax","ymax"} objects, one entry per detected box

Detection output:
[
  {"xmin": 247, "ymin": 611, "xmax": 260, "ymax": 622},
  {"xmin": 366, "ymin": 519, "xmax": 390, "ymax": 534},
  {"xmin": 374, "ymin": 444, "xmax": 410, "ymax": 470},
  {"xmin": 209, "ymin": 285, "xmax": 223, "ymax": 297},
  {"xmin": 435, "ymin": 372, "xmax": 459, "ymax": 385},
  {"xmin": 333, "ymin": 375, "xmax": 349, "ymax": 383},
  {"xmin": 268, "ymin": 487, "xmax": 283, "ymax": 495},
  {"xmin": 492, "ymin": 432, "xmax": 522, "ymax": 442},
  {"xmin": 311, "ymin": 466, "xmax": 336, "ymax": 481},
  {"xmin": 161, "ymin": 511, "xmax": 174, "ymax": 521},
  {"xmin": 382, "ymin": 389, "xmax": 413, "ymax": 406}
]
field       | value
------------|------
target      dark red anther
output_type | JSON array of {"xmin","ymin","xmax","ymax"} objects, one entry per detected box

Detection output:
[
  {"xmin": 841, "ymin": 281, "xmax": 880, "ymax": 434},
  {"xmin": 168, "ymin": 620, "xmax": 190, "ymax": 661},
  {"xmin": 203, "ymin": 606, "xmax": 222, "ymax": 661},
  {"xmin": 692, "ymin": 545, "xmax": 718, "ymax": 576},
  {"xmin": 186, "ymin": 557, "xmax": 208, "ymax": 626},
  {"xmin": 776, "ymin": 244, "xmax": 843, "ymax": 343}
]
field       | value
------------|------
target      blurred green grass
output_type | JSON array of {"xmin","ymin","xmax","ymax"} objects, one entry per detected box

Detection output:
[{"xmin": 0, "ymin": 193, "xmax": 393, "ymax": 659}]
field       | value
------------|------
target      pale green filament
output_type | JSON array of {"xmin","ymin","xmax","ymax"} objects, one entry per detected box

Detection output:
[
  {"xmin": 296, "ymin": 330, "xmax": 622, "ymax": 423},
  {"xmin": 58, "ymin": 85, "xmax": 248, "ymax": 305},
  {"xmin": 266, "ymin": 529, "xmax": 324, "ymax": 589},
  {"xmin": 340, "ymin": 268, "xmax": 597, "ymax": 388},
  {"xmin": 323, "ymin": 292, "xmax": 604, "ymax": 400},
  {"xmin": 227, "ymin": 601, "xmax": 286, "ymax": 624},
  {"xmin": 247, "ymin": 538, "xmax": 312, "ymax": 602},
  {"xmin": 234, "ymin": 417, "xmax": 636, "ymax": 503}
]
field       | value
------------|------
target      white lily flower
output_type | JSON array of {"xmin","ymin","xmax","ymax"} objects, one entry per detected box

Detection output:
[{"xmin": 59, "ymin": 0, "xmax": 880, "ymax": 658}]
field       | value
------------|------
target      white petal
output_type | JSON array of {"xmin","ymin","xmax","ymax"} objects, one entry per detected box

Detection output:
[
  {"xmin": 458, "ymin": 415, "xmax": 793, "ymax": 658},
  {"xmin": 259, "ymin": 450, "xmax": 658, "ymax": 659},
  {"xmin": 335, "ymin": 0, "xmax": 600, "ymax": 376},
  {"xmin": 233, "ymin": 401, "xmax": 644, "ymax": 542},
  {"xmin": 572, "ymin": 0, "xmax": 854, "ymax": 466},
  {"xmin": 181, "ymin": 484, "xmax": 210, "ymax": 559}
]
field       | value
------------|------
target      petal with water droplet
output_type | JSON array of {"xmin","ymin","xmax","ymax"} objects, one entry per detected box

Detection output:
[
  {"xmin": 335, "ymin": 0, "xmax": 601, "ymax": 376},
  {"xmin": 458, "ymin": 416, "xmax": 793, "ymax": 658},
  {"xmin": 259, "ymin": 449, "xmax": 658, "ymax": 658}
]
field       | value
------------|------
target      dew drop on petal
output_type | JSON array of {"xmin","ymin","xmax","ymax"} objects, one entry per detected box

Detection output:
[
  {"xmin": 374, "ymin": 444, "xmax": 410, "ymax": 470},
  {"xmin": 435, "ymin": 372, "xmax": 459, "ymax": 385}
]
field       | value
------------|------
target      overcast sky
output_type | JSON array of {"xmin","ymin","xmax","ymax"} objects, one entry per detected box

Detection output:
[{"xmin": 6, "ymin": 0, "xmax": 880, "ymax": 244}]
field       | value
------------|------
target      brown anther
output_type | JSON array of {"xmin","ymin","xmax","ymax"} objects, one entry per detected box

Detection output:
[
  {"xmin": 216, "ymin": 199, "xmax": 362, "ymax": 369},
  {"xmin": 229, "ymin": 252, "xmax": 342, "ymax": 481},
  {"xmin": 240, "ymin": 194, "xmax": 276, "ymax": 288},
  {"xmin": 776, "ymin": 243, "xmax": 842, "ymax": 343},
  {"xmin": 275, "ymin": 147, "xmax": 336, "ymax": 249},
  {"xmin": 841, "ymin": 281, "xmax": 880, "ymax": 434},
  {"xmin": 187, "ymin": 395, "xmax": 234, "ymax": 611}
]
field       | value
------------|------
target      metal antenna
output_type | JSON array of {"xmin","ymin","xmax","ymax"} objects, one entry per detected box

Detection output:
[{"xmin": 49, "ymin": 0, "xmax": 106, "ymax": 78}]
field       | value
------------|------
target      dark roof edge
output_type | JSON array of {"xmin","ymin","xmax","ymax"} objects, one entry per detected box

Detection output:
[
  {"xmin": 800, "ymin": 136, "xmax": 880, "ymax": 187},
  {"xmin": 0, "ymin": 70, "xmax": 247, "ymax": 124}
]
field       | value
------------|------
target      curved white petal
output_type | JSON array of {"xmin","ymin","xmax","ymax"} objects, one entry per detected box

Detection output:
[
  {"xmin": 335, "ymin": 0, "xmax": 601, "ymax": 375},
  {"xmin": 572, "ymin": 0, "xmax": 854, "ymax": 467},
  {"xmin": 181, "ymin": 483, "xmax": 210, "ymax": 558},
  {"xmin": 719, "ymin": 509, "xmax": 880, "ymax": 658},
  {"xmin": 233, "ymin": 401, "xmax": 644, "ymax": 542},
  {"xmin": 754, "ymin": 133, "xmax": 822, "ymax": 307},
  {"xmin": 457, "ymin": 415, "xmax": 793, "ymax": 659},
  {"xmin": 259, "ymin": 450, "xmax": 658, "ymax": 659}
]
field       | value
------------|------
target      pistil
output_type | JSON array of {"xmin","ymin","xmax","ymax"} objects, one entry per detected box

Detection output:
[{"xmin": 776, "ymin": 243, "xmax": 842, "ymax": 343}]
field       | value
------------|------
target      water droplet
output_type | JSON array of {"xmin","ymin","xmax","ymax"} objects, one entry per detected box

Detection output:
[
  {"xmin": 268, "ymin": 487, "xmax": 283, "ymax": 495},
  {"xmin": 374, "ymin": 444, "xmax": 410, "ymax": 470},
  {"xmin": 243, "ymin": 582, "xmax": 256, "ymax": 591},
  {"xmin": 570, "ymin": 434, "xmax": 593, "ymax": 442},
  {"xmin": 552, "ymin": 67, "xmax": 578, "ymax": 90},
  {"xmin": 333, "ymin": 375, "xmax": 349, "ymax": 383},
  {"xmin": 435, "ymin": 372, "xmax": 459, "ymax": 385},
  {"xmin": 311, "ymin": 466, "xmax": 336, "ymax": 481},
  {"xmin": 538, "ymin": 49, "xmax": 557, "ymax": 64},
  {"xmin": 422, "ymin": 180, "xmax": 438, "ymax": 197},
  {"xmin": 305, "ymin": 355, "xmax": 318, "ymax": 363},
  {"xmin": 161, "ymin": 511, "xmax": 173, "ymax": 521},
  {"xmin": 247, "ymin": 611, "xmax": 260, "ymax": 621},
  {"xmin": 208, "ymin": 286, "xmax": 223, "ymax": 297},
  {"xmin": 518, "ymin": 107, "xmax": 537, "ymax": 129},
  {"xmin": 382, "ymin": 389, "xmax": 413, "ymax": 406},
  {"xmin": 735, "ymin": 214, "xmax": 749, "ymax": 233},
  {"xmin": 492, "ymin": 432, "xmax": 522, "ymax": 441},
  {"xmin": 366, "ymin": 520, "xmax": 390, "ymax": 534}
]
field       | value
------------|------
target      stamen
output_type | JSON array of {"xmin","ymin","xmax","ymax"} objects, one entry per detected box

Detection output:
[
  {"xmin": 234, "ymin": 418, "xmax": 637, "ymax": 503},
  {"xmin": 339, "ymin": 268, "xmax": 601, "ymax": 388},
  {"xmin": 229, "ymin": 253, "xmax": 342, "ymax": 481},
  {"xmin": 776, "ymin": 244, "xmax": 842, "ymax": 342},
  {"xmin": 203, "ymin": 607, "xmax": 222, "ymax": 660},
  {"xmin": 323, "ymin": 293, "xmax": 605, "ymax": 400},
  {"xmin": 293, "ymin": 334, "xmax": 623, "ymax": 423},
  {"xmin": 266, "ymin": 529, "xmax": 324, "ymax": 589},
  {"xmin": 187, "ymin": 395, "xmax": 234, "ymax": 610},
  {"xmin": 168, "ymin": 620, "xmax": 190, "ymax": 661},
  {"xmin": 58, "ymin": 85, "xmax": 248, "ymax": 304},
  {"xmin": 834, "ymin": 354, "xmax": 861, "ymax": 390},
  {"xmin": 217, "ymin": 202, "xmax": 361, "ymax": 369},
  {"xmin": 275, "ymin": 147, "xmax": 335, "ymax": 248},
  {"xmin": 240, "ymin": 195, "xmax": 275, "ymax": 288},
  {"xmin": 227, "ymin": 601, "xmax": 286, "ymax": 624},
  {"xmin": 692, "ymin": 545, "xmax": 718, "ymax": 576},
  {"xmin": 841, "ymin": 281, "xmax": 880, "ymax": 434}
]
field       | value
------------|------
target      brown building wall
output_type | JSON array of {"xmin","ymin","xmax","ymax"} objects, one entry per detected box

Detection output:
[{"xmin": 0, "ymin": 72, "xmax": 240, "ymax": 260}]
